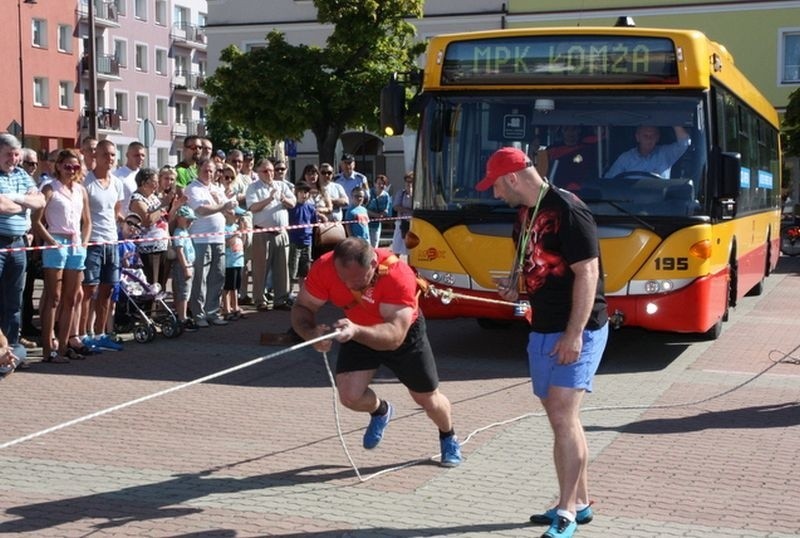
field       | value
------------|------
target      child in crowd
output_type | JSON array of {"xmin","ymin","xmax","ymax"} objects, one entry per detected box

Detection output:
[
  {"xmin": 346, "ymin": 187, "xmax": 370, "ymax": 242},
  {"xmin": 287, "ymin": 181, "xmax": 322, "ymax": 294},
  {"xmin": 171, "ymin": 205, "xmax": 197, "ymax": 331},
  {"xmin": 223, "ymin": 207, "xmax": 247, "ymax": 320},
  {"xmin": 366, "ymin": 174, "xmax": 392, "ymax": 247}
]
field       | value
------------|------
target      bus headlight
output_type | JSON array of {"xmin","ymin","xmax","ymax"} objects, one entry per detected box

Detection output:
[
  {"xmin": 643, "ymin": 280, "xmax": 675, "ymax": 293},
  {"xmin": 431, "ymin": 272, "xmax": 455, "ymax": 286}
]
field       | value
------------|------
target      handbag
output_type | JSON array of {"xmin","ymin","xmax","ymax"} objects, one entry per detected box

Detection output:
[{"xmin": 314, "ymin": 221, "xmax": 347, "ymax": 248}]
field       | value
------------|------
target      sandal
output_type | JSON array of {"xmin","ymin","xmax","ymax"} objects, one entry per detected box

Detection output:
[
  {"xmin": 43, "ymin": 351, "xmax": 70, "ymax": 364},
  {"xmin": 65, "ymin": 347, "xmax": 87, "ymax": 361}
]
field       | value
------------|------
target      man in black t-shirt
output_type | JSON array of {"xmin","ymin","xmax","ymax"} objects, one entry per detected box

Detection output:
[{"xmin": 477, "ymin": 147, "xmax": 608, "ymax": 538}]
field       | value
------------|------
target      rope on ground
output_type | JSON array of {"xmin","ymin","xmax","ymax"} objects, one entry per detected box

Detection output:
[{"xmin": 0, "ymin": 331, "xmax": 340, "ymax": 451}]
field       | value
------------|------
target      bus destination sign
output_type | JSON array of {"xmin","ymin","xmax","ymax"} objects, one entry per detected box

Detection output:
[{"xmin": 441, "ymin": 35, "xmax": 679, "ymax": 85}]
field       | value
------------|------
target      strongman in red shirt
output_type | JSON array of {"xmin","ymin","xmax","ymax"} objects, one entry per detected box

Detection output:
[{"xmin": 291, "ymin": 237, "xmax": 462, "ymax": 467}]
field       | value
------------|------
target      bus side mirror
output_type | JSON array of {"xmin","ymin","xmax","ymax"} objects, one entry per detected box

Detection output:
[
  {"xmin": 380, "ymin": 76, "xmax": 405, "ymax": 136},
  {"xmin": 718, "ymin": 151, "xmax": 741, "ymax": 199}
]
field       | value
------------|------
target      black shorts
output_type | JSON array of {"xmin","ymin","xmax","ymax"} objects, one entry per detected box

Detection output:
[
  {"xmin": 336, "ymin": 316, "xmax": 439, "ymax": 393},
  {"xmin": 224, "ymin": 267, "xmax": 242, "ymax": 291}
]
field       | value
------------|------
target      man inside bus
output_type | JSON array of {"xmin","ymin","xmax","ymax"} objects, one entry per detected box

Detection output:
[
  {"xmin": 547, "ymin": 126, "xmax": 599, "ymax": 190},
  {"xmin": 605, "ymin": 125, "xmax": 690, "ymax": 179}
]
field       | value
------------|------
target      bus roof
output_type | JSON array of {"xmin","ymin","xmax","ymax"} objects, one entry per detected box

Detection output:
[{"xmin": 423, "ymin": 26, "xmax": 778, "ymax": 128}]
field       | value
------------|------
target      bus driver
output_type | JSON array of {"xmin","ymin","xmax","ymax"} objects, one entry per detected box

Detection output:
[{"xmin": 605, "ymin": 125, "xmax": 690, "ymax": 179}]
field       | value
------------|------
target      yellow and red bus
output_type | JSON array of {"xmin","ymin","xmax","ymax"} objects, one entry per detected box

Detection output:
[{"xmin": 386, "ymin": 22, "xmax": 781, "ymax": 338}]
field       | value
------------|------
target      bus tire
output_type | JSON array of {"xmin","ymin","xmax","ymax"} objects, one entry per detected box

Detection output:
[{"xmin": 703, "ymin": 318, "xmax": 723, "ymax": 340}]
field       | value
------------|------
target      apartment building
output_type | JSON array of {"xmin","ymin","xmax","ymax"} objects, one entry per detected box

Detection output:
[
  {"xmin": 3, "ymin": 0, "xmax": 208, "ymax": 167},
  {"xmin": 1, "ymin": 0, "xmax": 81, "ymax": 155}
]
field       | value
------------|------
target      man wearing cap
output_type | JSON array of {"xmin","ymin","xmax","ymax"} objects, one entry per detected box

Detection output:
[
  {"xmin": 477, "ymin": 147, "xmax": 608, "ymax": 538},
  {"xmin": 335, "ymin": 154, "xmax": 370, "ymax": 205}
]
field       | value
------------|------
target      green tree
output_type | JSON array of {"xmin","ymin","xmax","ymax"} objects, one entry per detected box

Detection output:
[
  {"xmin": 204, "ymin": 105, "xmax": 273, "ymax": 161},
  {"xmin": 204, "ymin": 0, "xmax": 425, "ymax": 165},
  {"xmin": 784, "ymin": 87, "xmax": 800, "ymax": 158}
]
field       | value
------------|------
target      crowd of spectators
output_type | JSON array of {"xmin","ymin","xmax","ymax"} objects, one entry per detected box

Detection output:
[{"xmin": 1, "ymin": 136, "xmax": 411, "ymax": 380}]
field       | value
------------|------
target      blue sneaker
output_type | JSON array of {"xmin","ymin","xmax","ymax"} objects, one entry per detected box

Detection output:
[
  {"xmin": 531, "ymin": 505, "xmax": 593, "ymax": 525},
  {"xmin": 439, "ymin": 435, "xmax": 462, "ymax": 467},
  {"xmin": 82, "ymin": 337, "xmax": 103, "ymax": 354},
  {"xmin": 363, "ymin": 402, "xmax": 393, "ymax": 449},
  {"xmin": 96, "ymin": 334, "xmax": 124, "ymax": 351},
  {"xmin": 541, "ymin": 516, "xmax": 577, "ymax": 538}
]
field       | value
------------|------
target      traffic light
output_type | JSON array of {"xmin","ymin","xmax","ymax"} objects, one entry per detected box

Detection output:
[{"xmin": 380, "ymin": 75, "xmax": 405, "ymax": 136}]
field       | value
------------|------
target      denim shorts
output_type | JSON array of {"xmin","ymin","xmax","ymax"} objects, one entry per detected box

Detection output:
[
  {"xmin": 41, "ymin": 235, "xmax": 86, "ymax": 271},
  {"xmin": 83, "ymin": 243, "xmax": 120, "ymax": 285},
  {"xmin": 527, "ymin": 322, "xmax": 609, "ymax": 399}
]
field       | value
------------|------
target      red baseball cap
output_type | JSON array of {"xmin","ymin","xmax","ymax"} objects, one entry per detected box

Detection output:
[{"xmin": 475, "ymin": 147, "xmax": 531, "ymax": 191}]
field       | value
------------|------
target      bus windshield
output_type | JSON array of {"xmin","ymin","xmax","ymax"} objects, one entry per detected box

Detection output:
[{"xmin": 416, "ymin": 94, "xmax": 708, "ymax": 218}]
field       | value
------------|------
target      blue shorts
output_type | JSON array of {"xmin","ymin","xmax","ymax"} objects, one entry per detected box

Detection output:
[
  {"xmin": 528, "ymin": 322, "xmax": 608, "ymax": 399},
  {"xmin": 83, "ymin": 243, "xmax": 120, "ymax": 285},
  {"xmin": 41, "ymin": 236, "xmax": 86, "ymax": 271}
]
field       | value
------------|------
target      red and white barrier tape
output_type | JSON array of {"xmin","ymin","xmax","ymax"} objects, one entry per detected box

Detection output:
[{"xmin": 0, "ymin": 215, "xmax": 409, "ymax": 254}]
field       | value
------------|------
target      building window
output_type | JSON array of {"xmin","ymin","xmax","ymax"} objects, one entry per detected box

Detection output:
[
  {"xmin": 175, "ymin": 102, "xmax": 189, "ymax": 124},
  {"xmin": 134, "ymin": 0, "xmax": 147, "ymax": 20},
  {"xmin": 59, "ymin": 81, "xmax": 74, "ymax": 109},
  {"xmin": 32, "ymin": 19, "xmax": 47, "ymax": 48},
  {"xmin": 156, "ymin": 98, "xmax": 169, "ymax": 124},
  {"xmin": 136, "ymin": 95, "xmax": 149, "ymax": 121},
  {"xmin": 157, "ymin": 148, "xmax": 170, "ymax": 168},
  {"xmin": 114, "ymin": 39, "xmax": 127, "ymax": 68},
  {"xmin": 57, "ymin": 25, "xmax": 72, "ymax": 53},
  {"xmin": 155, "ymin": 49, "xmax": 168, "ymax": 75},
  {"xmin": 782, "ymin": 30, "xmax": 800, "ymax": 84},
  {"xmin": 115, "ymin": 91, "xmax": 128, "ymax": 120},
  {"xmin": 155, "ymin": 0, "xmax": 167, "ymax": 25},
  {"xmin": 174, "ymin": 5, "xmax": 189, "ymax": 28},
  {"xmin": 115, "ymin": 0, "xmax": 126, "ymax": 17},
  {"xmin": 135, "ymin": 44, "xmax": 148, "ymax": 71},
  {"xmin": 33, "ymin": 77, "xmax": 49, "ymax": 107},
  {"xmin": 198, "ymin": 12, "xmax": 207, "ymax": 27},
  {"xmin": 174, "ymin": 55, "xmax": 189, "ymax": 77}
]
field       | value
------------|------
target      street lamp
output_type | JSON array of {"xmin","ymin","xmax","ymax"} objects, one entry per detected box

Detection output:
[{"xmin": 17, "ymin": 0, "xmax": 37, "ymax": 144}]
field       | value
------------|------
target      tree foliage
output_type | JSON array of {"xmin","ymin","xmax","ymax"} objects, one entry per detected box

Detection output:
[
  {"xmin": 784, "ymin": 87, "xmax": 800, "ymax": 158},
  {"xmin": 204, "ymin": 0, "xmax": 425, "ymax": 164},
  {"xmin": 204, "ymin": 104, "xmax": 273, "ymax": 161}
]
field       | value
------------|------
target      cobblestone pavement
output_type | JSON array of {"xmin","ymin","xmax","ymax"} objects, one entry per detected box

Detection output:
[{"xmin": 1, "ymin": 256, "xmax": 799, "ymax": 537}]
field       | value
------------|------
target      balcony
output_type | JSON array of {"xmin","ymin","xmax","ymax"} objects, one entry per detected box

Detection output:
[
  {"xmin": 172, "ymin": 71, "xmax": 206, "ymax": 96},
  {"xmin": 171, "ymin": 22, "xmax": 207, "ymax": 49},
  {"xmin": 77, "ymin": 0, "xmax": 121, "ymax": 28},
  {"xmin": 171, "ymin": 120, "xmax": 206, "ymax": 139},
  {"xmin": 81, "ymin": 54, "xmax": 121, "ymax": 81},
  {"xmin": 80, "ymin": 108, "xmax": 122, "ymax": 133}
]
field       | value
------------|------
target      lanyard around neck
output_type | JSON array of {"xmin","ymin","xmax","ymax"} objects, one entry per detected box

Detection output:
[{"xmin": 508, "ymin": 183, "xmax": 549, "ymax": 292}]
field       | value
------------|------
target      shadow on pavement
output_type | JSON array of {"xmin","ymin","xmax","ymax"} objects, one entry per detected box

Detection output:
[
  {"xmin": 0, "ymin": 461, "xmax": 429, "ymax": 534},
  {"xmin": 585, "ymin": 401, "xmax": 800, "ymax": 434}
]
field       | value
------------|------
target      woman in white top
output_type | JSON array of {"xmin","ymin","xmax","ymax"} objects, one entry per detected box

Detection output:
[{"xmin": 32, "ymin": 149, "xmax": 92, "ymax": 363}]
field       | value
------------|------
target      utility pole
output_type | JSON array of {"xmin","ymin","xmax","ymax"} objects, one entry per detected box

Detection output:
[{"xmin": 87, "ymin": 0, "xmax": 98, "ymax": 138}]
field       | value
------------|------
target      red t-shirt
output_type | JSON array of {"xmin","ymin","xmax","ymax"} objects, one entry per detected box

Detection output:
[{"xmin": 304, "ymin": 248, "xmax": 419, "ymax": 326}]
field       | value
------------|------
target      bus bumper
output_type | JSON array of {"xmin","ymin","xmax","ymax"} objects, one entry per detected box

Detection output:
[
  {"xmin": 420, "ymin": 270, "xmax": 728, "ymax": 335},
  {"xmin": 607, "ymin": 270, "xmax": 728, "ymax": 334}
]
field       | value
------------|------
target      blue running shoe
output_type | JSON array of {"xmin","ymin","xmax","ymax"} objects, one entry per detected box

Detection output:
[
  {"xmin": 96, "ymin": 334, "xmax": 124, "ymax": 351},
  {"xmin": 531, "ymin": 505, "xmax": 593, "ymax": 525},
  {"xmin": 363, "ymin": 402, "xmax": 393, "ymax": 449},
  {"xmin": 541, "ymin": 516, "xmax": 577, "ymax": 538},
  {"xmin": 82, "ymin": 337, "xmax": 103, "ymax": 354},
  {"xmin": 439, "ymin": 435, "xmax": 462, "ymax": 467}
]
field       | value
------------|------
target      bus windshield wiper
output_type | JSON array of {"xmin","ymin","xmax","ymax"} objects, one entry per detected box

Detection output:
[{"xmin": 580, "ymin": 198, "xmax": 656, "ymax": 232}]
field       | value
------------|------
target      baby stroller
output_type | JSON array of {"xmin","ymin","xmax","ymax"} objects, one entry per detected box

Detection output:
[{"xmin": 115, "ymin": 267, "xmax": 182, "ymax": 343}]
